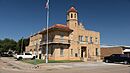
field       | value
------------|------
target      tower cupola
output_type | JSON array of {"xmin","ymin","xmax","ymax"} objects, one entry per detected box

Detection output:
[
  {"xmin": 67, "ymin": 7, "xmax": 78, "ymax": 29},
  {"xmin": 67, "ymin": 7, "xmax": 78, "ymax": 21}
]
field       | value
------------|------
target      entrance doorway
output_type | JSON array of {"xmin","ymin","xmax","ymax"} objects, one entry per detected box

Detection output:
[{"xmin": 81, "ymin": 47, "xmax": 87, "ymax": 61}]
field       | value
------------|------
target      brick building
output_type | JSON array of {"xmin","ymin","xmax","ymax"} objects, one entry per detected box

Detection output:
[
  {"xmin": 101, "ymin": 45, "xmax": 130, "ymax": 59},
  {"xmin": 26, "ymin": 7, "xmax": 100, "ymax": 62}
]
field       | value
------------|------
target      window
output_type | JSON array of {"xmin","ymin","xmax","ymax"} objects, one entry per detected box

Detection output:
[
  {"xmin": 60, "ymin": 48, "xmax": 64, "ymax": 56},
  {"xmin": 79, "ymin": 36, "xmax": 83, "ymax": 42},
  {"xmin": 96, "ymin": 48, "xmax": 99, "ymax": 56},
  {"xmin": 85, "ymin": 36, "xmax": 88, "ymax": 43},
  {"xmin": 74, "ymin": 14, "xmax": 76, "ymax": 18},
  {"xmin": 95, "ymin": 37, "xmax": 98, "ymax": 44},
  {"xmin": 71, "ymin": 49, "xmax": 73, "ymax": 57},
  {"xmin": 75, "ymin": 53, "xmax": 78, "ymax": 57},
  {"xmin": 60, "ymin": 34, "xmax": 64, "ymax": 42},
  {"xmin": 60, "ymin": 34, "xmax": 64, "ymax": 39},
  {"xmin": 90, "ymin": 37, "xmax": 93, "ymax": 44},
  {"xmin": 81, "ymin": 36, "xmax": 83, "ymax": 42},
  {"xmin": 61, "ymin": 35, "xmax": 64, "ymax": 39},
  {"xmin": 43, "ymin": 35, "xmax": 47, "ymax": 42},
  {"xmin": 25, "ymin": 53, "xmax": 32, "ymax": 55},
  {"xmin": 71, "ymin": 13, "xmax": 73, "ymax": 18}
]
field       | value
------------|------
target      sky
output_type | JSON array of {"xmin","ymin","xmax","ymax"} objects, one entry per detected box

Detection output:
[{"xmin": 0, "ymin": 0, "xmax": 130, "ymax": 45}]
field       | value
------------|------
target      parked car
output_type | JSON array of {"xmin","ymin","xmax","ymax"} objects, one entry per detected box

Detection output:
[
  {"xmin": 1, "ymin": 51, "xmax": 13, "ymax": 57},
  {"xmin": 103, "ymin": 54, "xmax": 130, "ymax": 64},
  {"xmin": 14, "ymin": 52, "xmax": 36, "ymax": 60}
]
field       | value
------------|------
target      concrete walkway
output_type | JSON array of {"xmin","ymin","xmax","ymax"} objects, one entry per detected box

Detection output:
[
  {"xmin": 0, "ymin": 57, "xmax": 35, "ymax": 70},
  {"xmin": 0, "ymin": 57, "xmax": 124, "ymax": 72}
]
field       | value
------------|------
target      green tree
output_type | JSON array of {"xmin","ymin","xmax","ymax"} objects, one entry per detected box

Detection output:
[
  {"xmin": 0, "ymin": 38, "xmax": 29, "ymax": 52},
  {"xmin": 23, "ymin": 38, "xmax": 29, "ymax": 51},
  {"xmin": 0, "ymin": 38, "xmax": 17, "ymax": 52},
  {"xmin": 0, "ymin": 39, "xmax": 2, "ymax": 51},
  {"xmin": 16, "ymin": 38, "xmax": 29, "ymax": 53}
]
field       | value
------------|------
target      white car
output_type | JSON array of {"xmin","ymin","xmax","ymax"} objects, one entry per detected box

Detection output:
[{"xmin": 14, "ymin": 52, "xmax": 36, "ymax": 60}]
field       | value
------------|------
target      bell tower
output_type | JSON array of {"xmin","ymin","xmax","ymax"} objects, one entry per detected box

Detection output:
[{"xmin": 67, "ymin": 7, "xmax": 78, "ymax": 30}]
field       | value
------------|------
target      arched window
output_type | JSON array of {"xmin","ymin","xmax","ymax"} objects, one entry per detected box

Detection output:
[
  {"xmin": 71, "ymin": 13, "xmax": 73, "ymax": 18},
  {"xmin": 75, "ymin": 14, "xmax": 76, "ymax": 18}
]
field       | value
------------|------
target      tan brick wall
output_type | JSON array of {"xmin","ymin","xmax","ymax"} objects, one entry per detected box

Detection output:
[
  {"xmin": 25, "ymin": 33, "xmax": 42, "ymax": 59},
  {"xmin": 67, "ymin": 18, "xmax": 100, "ymax": 62},
  {"xmin": 29, "ymin": 34, "xmax": 42, "ymax": 46},
  {"xmin": 26, "ymin": 45, "xmax": 36, "ymax": 52},
  {"xmin": 26, "ymin": 34, "xmax": 41, "ymax": 50}
]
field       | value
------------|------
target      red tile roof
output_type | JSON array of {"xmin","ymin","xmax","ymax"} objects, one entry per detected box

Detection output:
[
  {"xmin": 50, "ymin": 24, "xmax": 73, "ymax": 31},
  {"xmin": 51, "ymin": 24, "xmax": 70, "ymax": 30},
  {"xmin": 67, "ymin": 7, "xmax": 77, "ymax": 13},
  {"xmin": 39, "ymin": 24, "xmax": 73, "ymax": 34}
]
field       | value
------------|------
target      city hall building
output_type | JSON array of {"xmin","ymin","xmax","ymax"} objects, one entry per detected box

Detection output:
[{"xmin": 26, "ymin": 7, "xmax": 100, "ymax": 62}]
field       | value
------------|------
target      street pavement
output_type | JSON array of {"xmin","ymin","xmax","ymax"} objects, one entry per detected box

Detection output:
[{"xmin": 0, "ymin": 57, "xmax": 130, "ymax": 73}]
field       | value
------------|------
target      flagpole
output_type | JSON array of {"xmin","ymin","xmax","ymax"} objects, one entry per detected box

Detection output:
[{"xmin": 46, "ymin": 0, "xmax": 49, "ymax": 64}]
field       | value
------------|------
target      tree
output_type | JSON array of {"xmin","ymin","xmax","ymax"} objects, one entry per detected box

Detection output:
[
  {"xmin": 0, "ymin": 38, "xmax": 17, "ymax": 52},
  {"xmin": 0, "ymin": 39, "xmax": 2, "ymax": 51},
  {"xmin": 16, "ymin": 38, "xmax": 29, "ymax": 53},
  {"xmin": 0, "ymin": 38, "xmax": 29, "ymax": 53},
  {"xmin": 23, "ymin": 38, "xmax": 29, "ymax": 51}
]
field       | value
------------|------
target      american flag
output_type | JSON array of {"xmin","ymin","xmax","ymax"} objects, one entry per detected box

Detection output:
[{"xmin": 45, "ymin": 0, "xmax": 49, "ymax": 9}]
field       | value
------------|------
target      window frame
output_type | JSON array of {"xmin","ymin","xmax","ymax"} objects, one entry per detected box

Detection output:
[
  {"xmin": 90, "ymin": 37, "xmax": 93, "ymax": 44},
  {"xmin": 60, "ymin": 48, "xmax": 64, "ymax": 56},
  {"xmin": 71, "ymin": 49, "xmax": 73, "ymax": 57},
  {"xmin": 95, "ymin": 37, "xmax": 98, "ymax": 44},
  {"xmin": 71, "ymin": 13, "xmax": 73, "ymax": 18},
  {"xmin": 79, "ymin": 36, "xmax": 83, "ymax": 42},
  {"xmin": 96, "ymin": 48, "xmax": 99, "ymax": 56},
  {"xmin": 85, "ymin": 36, "xmax": 88, "ymax": 43},
  {"xmin": 74, "ymin": 13, "xmax": 76, "ymax": 18}
]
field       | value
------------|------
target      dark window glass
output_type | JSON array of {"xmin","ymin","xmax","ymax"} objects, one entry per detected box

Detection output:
[
  {"xmin": 71, "ymin": 14, "xmax": 73, "ymax": 18},
  {"xmin": 96, "ymin": 48, "xmax": 99, "ymax": 56},
  {"xmin": 75, "ymin": 53, "xmax": 78, "ymax": 57},
  {"xmin": 60, "ymin": 48, "xmax": 64, "ymax": 56},
  {"xmin": 71, "ymin": 49, "xmax": 73, "ymax": 56},
  {"xmin": 90, "ymin": 37, "xmax": 93, "ymax": 44},
  {"xmin": 75, "ymin": 14, "xmax": 76, "ymax": 18},
  {"xmin": 25, "ymin": 53, "xmax": 32, "ymax": 55}
]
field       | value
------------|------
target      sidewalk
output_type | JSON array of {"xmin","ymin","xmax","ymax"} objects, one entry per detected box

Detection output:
[
  {"xmin": 0, "ymin": 57, "xmax": 118, "ymax": 71},
  {"xmin": 0, "ymin": 57, "xmax": 75, "ymax": 71},
  {"xmin": 0, "ymin": 57, "xmax": 35, "ymax": 70}
]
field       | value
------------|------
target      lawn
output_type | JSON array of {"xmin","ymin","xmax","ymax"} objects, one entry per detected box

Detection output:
[{"xmin": 22, "ymin": 59, "xmax": 83, "ymax": 65}]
